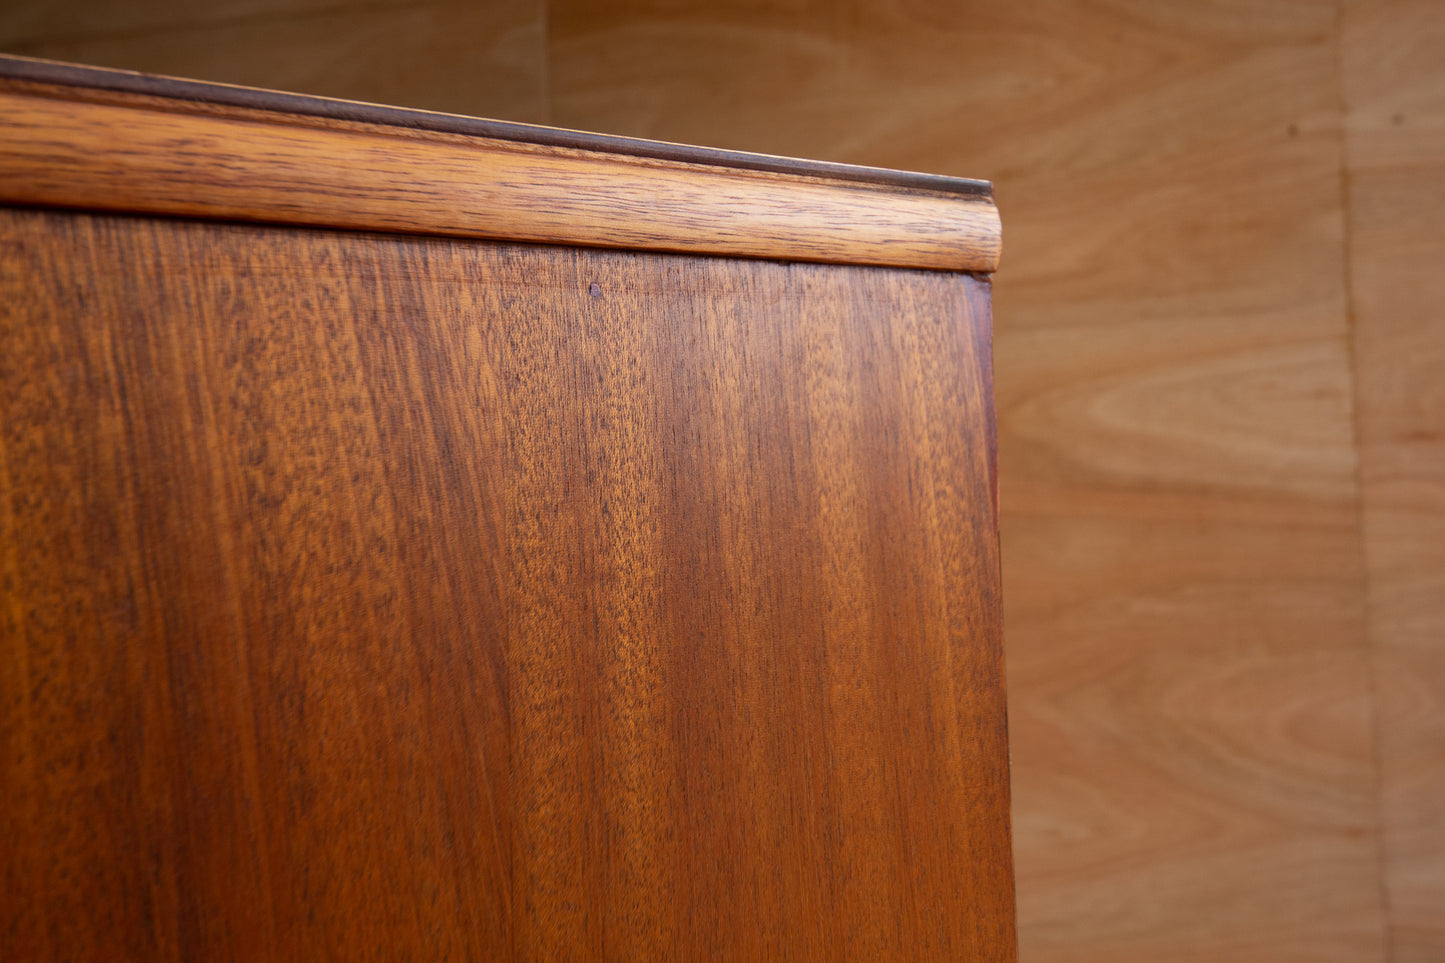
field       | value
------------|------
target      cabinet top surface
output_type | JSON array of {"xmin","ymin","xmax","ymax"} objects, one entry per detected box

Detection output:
[{"xmin": 0, "ymin": 54, "xmax": 1001, "ymax": 273}]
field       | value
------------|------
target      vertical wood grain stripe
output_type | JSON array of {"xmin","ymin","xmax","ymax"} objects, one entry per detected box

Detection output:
[
  {"xmin": 0, "ymin": 87, "xmax": 1001, "ymax": 272},
  {"xmin": 0, "ymin": 208, "xmax": 1011, "ymax": 960}
]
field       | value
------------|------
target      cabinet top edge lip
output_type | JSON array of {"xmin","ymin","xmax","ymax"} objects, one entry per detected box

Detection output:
[{"xmin": 0, "ymin": 54, "xmax": 994, "ymax": 201}]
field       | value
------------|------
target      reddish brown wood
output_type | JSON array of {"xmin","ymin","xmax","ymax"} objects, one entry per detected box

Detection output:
[
  {"xmin": 0, "ymin": 53, "xmax": 993, "ymax": 200},
  {"xmin": 0, "ymin": 68, "xmax": 1001, "ymax": 274},
  {"xmin": 0, "ymin": 208, "xmax": 1013, "ymax": 960}
]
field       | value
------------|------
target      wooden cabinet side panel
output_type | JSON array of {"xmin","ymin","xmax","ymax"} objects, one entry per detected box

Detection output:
[{"xmin": 0, "ymin": 208, "xmax": 1013, "ymax": 961}]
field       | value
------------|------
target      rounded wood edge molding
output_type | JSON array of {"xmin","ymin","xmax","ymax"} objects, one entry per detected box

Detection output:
[
  {"xmin": 0, "ymin": 54, "xmax": 995, "ymax": 199},
  {"xmin": 0, "ymin": 55, "xmax": 1001, "ymax": 273}
]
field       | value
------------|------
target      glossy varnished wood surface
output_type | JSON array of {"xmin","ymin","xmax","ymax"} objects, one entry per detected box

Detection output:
[
  {"xmin": 1342, "ymin": 2, "xmax": 1445, "ymax": 959},
  {"xmin": 0, "ymin": 54, "xmax": 992, "ymax": 198},
  {"xmin": 15, "ymin": 5, "xmax": 1441, "ymax": 960},
  {"xmin": 0, "ymin": 207, "xmax": 1014, "ymax": 960},
  {"xmin": 0, "ymin": 61, "xmax": 1001, "ymax": 273},
  {"xmin": 543, "ymin": 3, "xmax": 1383, "ymax": 960}
]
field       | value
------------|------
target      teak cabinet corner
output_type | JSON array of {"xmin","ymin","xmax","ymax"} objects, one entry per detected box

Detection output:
[{"xmin": 0, "ymin": 55, "xmax": 1015, "ymax": 961}]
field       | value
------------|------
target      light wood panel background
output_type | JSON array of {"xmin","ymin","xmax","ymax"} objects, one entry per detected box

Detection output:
[
  {"xmin": 1342, "ymin": 2, "xmax": 1445, "ymax": 960},
  {"xmin": 0, "ymin": 0, "xmax": 549, "ymax": 121},
  {"xmin": 3, "ymin": 2, "xmax": 1441, "ymax": 960}
]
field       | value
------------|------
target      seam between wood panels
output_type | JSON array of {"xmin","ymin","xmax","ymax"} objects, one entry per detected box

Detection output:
[{"xmin": 1331, "ymin": 2, "xmax": 1394, "ymax": 959}]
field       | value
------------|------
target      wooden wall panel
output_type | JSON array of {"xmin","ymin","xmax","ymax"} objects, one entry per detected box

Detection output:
[
  {"xmin": 1341, "ymin": 3, "xmax": 1445, "ymax": 959},
  {"xmin": 10, "ymin": 0, "xmax": 1445, "ymax": 956},
  {"xmin": 0, "ymin": 208, "xmax": 1013, "ymax": 960},
  {"xmin": 0, "ymin": 0, "xmax": 548, "ymax": 122},
  {"xmin": 547, "ymin": 2, "xmax": 1383, "ymax": 960}
]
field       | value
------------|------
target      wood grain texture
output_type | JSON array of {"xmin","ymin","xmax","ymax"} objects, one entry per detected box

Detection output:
[
  {"xmin": 0, "ymin": 0, "xmax": 551, "ymax": 123},
  {"xmin": 0, "ymin": 207, "xmax": 1014, "ymax": 960},
  {"xmin": 542, "ymin": 2, "xmax": 1384, "ymax": 959},
  {"xmin": 1341, "ymin": 3, "xmax": 1445, "ymax": 959},
  {"xmin": 0, "ymin": 54, "xmax": 990, "ymax": 198},
  {"xmin": 0, "ymin": 72, "xmax": 1001, "ymax": 273}
]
